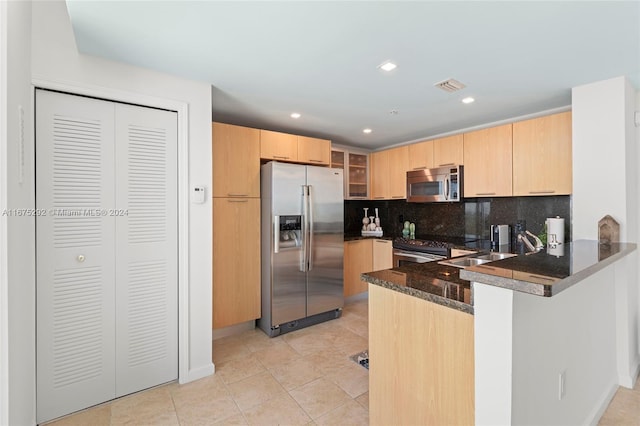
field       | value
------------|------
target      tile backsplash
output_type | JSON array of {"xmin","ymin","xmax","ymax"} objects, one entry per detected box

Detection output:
[{"xmin": 345, "ymin": 196, "xmax": 571, "ymax": 242}]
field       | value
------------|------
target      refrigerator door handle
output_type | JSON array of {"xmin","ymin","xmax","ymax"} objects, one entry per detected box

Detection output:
[
  {"xmin": 308, "ymin": 185, "xmax": 314, "ymax": 271},
  {"xmin": 273, "ymin": 215, "xmax": 280, "ymax": 253},
  {"xmin": 300, "ymin": 186, "xmax": 308, "ymax": 272}
]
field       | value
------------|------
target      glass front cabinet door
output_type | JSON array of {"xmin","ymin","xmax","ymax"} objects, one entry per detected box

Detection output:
[{"xmin": 331, "ymin": 148, "xmax": 369, "ymax": 200}]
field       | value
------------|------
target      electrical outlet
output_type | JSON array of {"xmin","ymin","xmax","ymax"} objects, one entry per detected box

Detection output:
[{"xmin": 558, "ymin": 371, "xmax": 566, "ymax": 400}]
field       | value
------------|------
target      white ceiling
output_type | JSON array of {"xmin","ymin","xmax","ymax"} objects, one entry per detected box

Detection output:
[{"xmin": 65, "ymin": 1, "xmax": 640, "ymax": 150}]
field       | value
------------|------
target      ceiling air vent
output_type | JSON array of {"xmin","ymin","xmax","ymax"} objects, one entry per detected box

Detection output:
[{"xmin": 434, "ymin": 78, "xmax": 466, "ymax": 93}]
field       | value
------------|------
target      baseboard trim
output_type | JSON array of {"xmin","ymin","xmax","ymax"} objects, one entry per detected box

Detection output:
[
  {"xmin": 585, "ymin": 380, "xmax": 619, "ymax": 426},
  {"xmin": 212, "ymin": 321, "xmax": 255, "ymax": 340},
  {"xmin": 180, "ymin": 363, "xmax": 215, "ymax": 385}
]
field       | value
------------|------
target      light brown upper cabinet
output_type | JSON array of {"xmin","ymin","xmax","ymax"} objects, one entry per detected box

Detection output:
[
  {"xmin": 260, "ymin": 129, "xmax": 298, "ymax": 161},
  {"xmin": 212, "ymin": 122, "xmax": 261, "ymax": 198},
  {"xmin": 408, "ymin": 140, "xmax": 434, "ymax": 171},
  {"xmin": 370, "ymin": 146, "xmax": 409, "ymax": 200},
  {"xmin": 388, "ymin": 146, "xmax": 409, "ymax": 199},
  {"xmin": 512, "ymin": 111, "xmax": 572, "ymax": 196},
  {"xmin": 463, "ymin": 124, "xmax": 513, "ymax": 197},
  {"xmin": 370, "ymin": 150, "xmax": 390, "ymax": 200},
  {"xmin": 298, "ymin": 136, "xmax": 331, "ymax": 165},
  {"xmin": 433, "ymin": 134, "xmax": 464, "ymax": 167}
]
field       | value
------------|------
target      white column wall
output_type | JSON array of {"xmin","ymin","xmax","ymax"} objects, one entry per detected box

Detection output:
[
  {"xmin": 571, "ymin": 76, "xmax": 637, "ymax": 241},
  {"xmin": 2, "ymin": 1, "xmax": 36, "ymax": 425}
]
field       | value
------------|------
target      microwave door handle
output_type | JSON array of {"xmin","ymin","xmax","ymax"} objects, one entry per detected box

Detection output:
[{"xmin": 444, "ymin": 175, "xmax": 450, "ymax": 200}]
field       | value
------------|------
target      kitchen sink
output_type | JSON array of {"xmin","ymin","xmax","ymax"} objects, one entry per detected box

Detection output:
[
  {"xmin": 474, "ymin": 252, "xmax": 517, "ymax": 261},
  {"xmin": 437, "ymin": 252, "xmax": 517, "ymax": 269}
]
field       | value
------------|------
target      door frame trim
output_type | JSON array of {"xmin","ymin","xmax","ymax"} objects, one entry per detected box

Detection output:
[{"xmin": 31, "ymin": 78, "xmax": 195, "ymax": 385}]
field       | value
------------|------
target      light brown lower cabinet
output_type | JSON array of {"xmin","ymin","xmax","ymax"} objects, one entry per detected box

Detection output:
[
  {"xmin": 369, "ymin": 284, "xmax": 474, "ymax": 425},
  {"xmin": 372, "ymin": 239, "xmax": 393, "ymax": 270},
  {"xmin": 344, "ymin": 238, "xmax": 394, "ymax": 297},
  {"xmin": 212, "ymin": 197, "xmax": 261, "ymax": 329},
  {"xmin": 343, "ymin": 239, "xmax": 373, "ymax": 297}
]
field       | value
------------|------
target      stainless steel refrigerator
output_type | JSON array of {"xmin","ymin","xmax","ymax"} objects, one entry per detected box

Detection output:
[{"xmin": 258, "ymin": 161, "xmax": 344, "ymax": 337}]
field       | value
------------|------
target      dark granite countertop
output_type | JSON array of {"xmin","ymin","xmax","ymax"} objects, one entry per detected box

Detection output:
[
  {"xmin": 460, "ymin": 240, "xmax": 637, "ymax": 296},
  {"xmin": 361, "ymin": 239, "xmax": 637, "ymax": 314},
  {"xmin": 361, "ymin": 262, "xmax": 474, "ymax": 315}
]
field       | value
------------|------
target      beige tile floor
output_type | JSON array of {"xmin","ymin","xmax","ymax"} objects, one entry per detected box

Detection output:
[
  {"xmin": 44, "ymin": 294, "xmax": 639, "ymax": 425},
  {"xmin": 46, "ymin": 296, "xmax": 370, "ymax": 426}
]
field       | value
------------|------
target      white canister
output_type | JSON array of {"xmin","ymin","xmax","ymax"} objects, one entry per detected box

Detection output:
[{"xmin": 546, "ymin": 216, "xmax": 565, "ymax": 248}]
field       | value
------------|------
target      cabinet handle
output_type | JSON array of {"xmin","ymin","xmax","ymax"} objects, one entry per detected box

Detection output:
[
  {"xmin": 527, "ymin": 274, "xmax": 556, "ymax": 282},
  {"xmin": 529, "ymin": 190, "xmax": 555, "ymax": 194},
  {"xmin": 391, "ymin": 195, "xmax": 405, "ymax": 199},
  {"xmin": 227, "ymin": 193, "xmax": 249, "ymax": 197},
  {"xmin": 373, "ymin": 197, "xmax": 385, "ymax": 199},
  {"xmin": 412, "ymin": 166, "xmax": 427, "ymax": 170},
  {"xmin": 309, "ymin": 159, "xmax": 324, "ymax": 163},
  {"xmin": 439, "ymin": 163, "xmax": 455, "ymax": 167},
  {"xmin": 475, "ymin": 192, "xmax": 496, "ymax": 196},
  {"xmin": 374, "ymin": 240, "xmax": 388, "ymax": 244},
  {"xmin": 227, "ymin": 199, "xmax": 248, "ymax": 203},
  {"xmin": 273, "ymin": 156, "xmax": 290, "ymax": 160}
]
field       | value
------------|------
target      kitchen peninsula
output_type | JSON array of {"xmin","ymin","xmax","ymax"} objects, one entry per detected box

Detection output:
[{"xmin": 363, "ymin": 240, "xmax": 637, "ymax": 426}]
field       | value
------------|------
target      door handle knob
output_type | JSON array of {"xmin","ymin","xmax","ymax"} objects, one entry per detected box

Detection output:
[{"xmin": 77, "ymin": 255, "xmax": 85, "ymax": 262}]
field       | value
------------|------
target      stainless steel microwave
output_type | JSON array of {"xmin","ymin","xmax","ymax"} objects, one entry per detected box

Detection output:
[{"xmin": 406, "ymin": 165, "xmax": 463, "ymax": 203}]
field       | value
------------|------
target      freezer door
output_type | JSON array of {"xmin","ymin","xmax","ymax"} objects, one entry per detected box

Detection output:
[
  {"xmin": 305, "ymin": 166, "xmax": 344, "ymax": 316},
  {"xmin": 270, "ymin": 163, "xmax": 307, "ymax": 326}
]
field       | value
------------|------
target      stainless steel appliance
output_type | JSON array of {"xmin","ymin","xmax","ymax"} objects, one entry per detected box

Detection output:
[
  {"xmin": 259, "ymin": 161, "xmax": 344, "ymax": 337},
  {"xmin": 406, "ymin": 165, "xmax": 463, "ymax": 203},
  {"xmin": 491, "ymin": 224, "xmax": 511, "ymax": 252},
  {"xmin": 392, "ymin": 237, "xmax": 448, "ymax": 267}
]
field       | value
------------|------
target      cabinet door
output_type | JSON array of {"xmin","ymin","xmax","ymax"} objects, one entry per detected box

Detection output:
[
  {"xmin": 347, "ymin": 152, "xmax": 369, "ymax": 199},
  {"xmin": 408, "ymin": 140, "xmax": 434, "ymax": 171},
  {"xmin": 298, "ymin": 136, "xmax": 331, "ymax": 165},
  {"xmin": 512, "ymin": 111, "xmax": 572, "ymax": 196},
  {"xmin": 388, "ymin": 146, "xmax": 409, "ymax": 199},
  {"xmin": 331, "ymin": 149, "xmax": 345, "ymax": 169},
  {"xmin": 260, "ymin": 129, "xmax": 298, "ymax": 161},
  {"xmin": 212, "ymin": 122, "xmax": 260, "ymax": 197},
  {"xmin": 372, "ymin": 239, "xmax": 393, "ymax": 271},
  {"xmin": 343, "ymin": 239, "xmax": 373, "ymax": 297},
  {"xmin": 213, "ymin": 198, "xmax": 261, "ymax": 328},
  {"xmin": 463, "ymin": 124, "xmax": 513, "ymax": 197},
  {"xmin": 433, "ymin": 134, "xmax": 464, "ymax": 167},
  {"xmin": 370, "ymin": 150, "xmax": 390, "ymax": 200}
]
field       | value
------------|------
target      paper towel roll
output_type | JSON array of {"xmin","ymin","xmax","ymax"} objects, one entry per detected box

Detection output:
[{"xmin": 546, "ymin": 217, "xmax": 565, "ymax": 248}]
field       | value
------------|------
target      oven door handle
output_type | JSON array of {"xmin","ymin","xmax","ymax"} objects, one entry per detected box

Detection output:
[{"xmin": 393, "ymin": 251, "xmax": 443, "ymax": 263}]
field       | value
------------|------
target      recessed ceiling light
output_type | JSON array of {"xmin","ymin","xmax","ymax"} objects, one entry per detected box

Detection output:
[
  {"xmin": 290, "ymin": 112, "xmax": 301, "ymax": 119},
  {"xmin": 378, "ymin": 61, "xmax": 397, "ymax": 72},
  {"xmin": 363, "ymin": 128, "xmax": 373, "ymax": 134},
  {"xmin": 462, "ymin": 97, "xmax": 475, "ymax": 104}
]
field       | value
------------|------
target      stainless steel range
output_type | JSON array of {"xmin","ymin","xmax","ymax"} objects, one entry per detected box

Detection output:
[{"xmin": 392, "ymin": 237, "xmax": 450, "ymax": 267}]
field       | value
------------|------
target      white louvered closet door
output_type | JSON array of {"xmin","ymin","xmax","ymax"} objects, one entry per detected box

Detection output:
[
  {"xmin": 114, "ymin": 104, "xmax": 177, "ymax": 397},
  {"xmin": 36, "ymin": 90, "xmax": 117, "ymax": 422},
  {"xmin": 36, "ymin": 90, "xmax": 178, "ymax": 423}
]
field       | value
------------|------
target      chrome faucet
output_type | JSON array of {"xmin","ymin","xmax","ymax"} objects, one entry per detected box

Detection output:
[{"xmin": 517, "ymin": 230, "xmax": 544, "ymax": 253}]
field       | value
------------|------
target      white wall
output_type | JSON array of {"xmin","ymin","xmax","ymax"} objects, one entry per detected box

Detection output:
[
  {"xmin": 572, "ymin": 76, "xmax": 637, "ymax": 241},
  {"xmin": 510, "ymin": 268, "xmax": 618, "ymax": 425},
  {"xmin": 1, "ymin": 1, "xmax": 36, "ymax": 424},
  {"xmin": 2, "ymin": 0, "xmax": 214, "ymax": 422}
]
